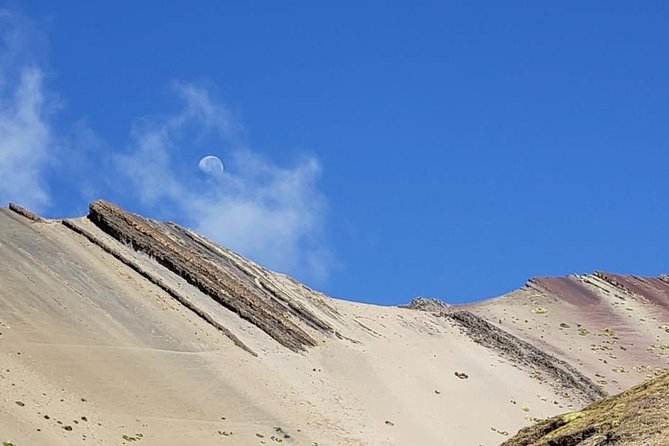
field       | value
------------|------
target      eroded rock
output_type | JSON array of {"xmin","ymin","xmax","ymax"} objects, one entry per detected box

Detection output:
[{"xmin": 87, "ymin": 200, "xmax": 332, "ymax": 352}]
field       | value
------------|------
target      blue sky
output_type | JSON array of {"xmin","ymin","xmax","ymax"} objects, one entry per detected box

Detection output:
[{"xmin": 1, "ymin": 2, "xmax": 668, "ymax": 305}]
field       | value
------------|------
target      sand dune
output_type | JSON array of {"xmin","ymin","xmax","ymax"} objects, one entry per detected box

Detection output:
[{"xmin": 0, "ymin": 202, "xmax": 667, "ymax": 445}]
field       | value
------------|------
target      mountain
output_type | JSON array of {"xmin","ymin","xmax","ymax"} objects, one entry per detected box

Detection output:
[{"xmin": 0, "ymin": 201, "xmax": 667, "ymax": 445}]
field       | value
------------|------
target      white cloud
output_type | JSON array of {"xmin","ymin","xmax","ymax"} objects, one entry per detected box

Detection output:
[
  {"xmin": 0, "ymin": 9, "xmax": 332, "ymax": 281},
  {"xmin": 118, "ymin": 84, "xmax": 331, "ymax": 282},
  {"xmin": 0, "ymin": 9, "xmax": 52, "ymax": 211}
]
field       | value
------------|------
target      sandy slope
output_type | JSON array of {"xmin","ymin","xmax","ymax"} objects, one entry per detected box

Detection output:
[
  {"xmin": 0, "ymin": 205, "xmax": 667, "ymax": 446},
  {"xmin": 468, "ymin": 276, "xmax": 669, "ymax": 395}
]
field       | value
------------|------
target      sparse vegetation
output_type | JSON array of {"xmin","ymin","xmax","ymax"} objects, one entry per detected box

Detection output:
[
  {"xmin": 491, "ymin": 426, "xmax": 509, "ymax": 436},
  {"xmin": 502, "ymin": 373, "xmax": 669, "ymax": 445},
  {"xmin": 561, "ymin": 411, "xmax": 583, "ymax": 423},
  {"xmin": 273, "ymin": 427, "xmax": 290, "ymax": 439},
  {"xmin": 600, "ymin": 327, "xmax": 615, "ymax": 337}
]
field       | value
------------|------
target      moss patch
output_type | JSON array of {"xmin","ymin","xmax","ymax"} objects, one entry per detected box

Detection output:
[{"xmin": 502, "ymin": 373, "xmax": 669, "ymax": 446}]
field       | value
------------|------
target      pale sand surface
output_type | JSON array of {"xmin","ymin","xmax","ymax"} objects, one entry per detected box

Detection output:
[{"xmin": 1, "ymin": 208, "xmax": 667, "ymax": 445}]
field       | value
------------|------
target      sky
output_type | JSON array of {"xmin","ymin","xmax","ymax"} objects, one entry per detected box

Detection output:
[{"xmin": 1, "ymin": 2, "xmax": 668, "ymax": 305}]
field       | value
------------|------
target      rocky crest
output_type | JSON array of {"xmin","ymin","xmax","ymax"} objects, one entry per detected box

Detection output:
[
  {"xmin": 404, "ymin": 296, "xmax": 451, "ymax": 312},
  {"xmin": 85, "ymin": 200, "xmax": 333, "ymax": 352}
]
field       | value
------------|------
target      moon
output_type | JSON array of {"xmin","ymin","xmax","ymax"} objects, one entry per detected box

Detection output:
[{"xmin": 198, "ymin": 155, "xmax": 225, "ymax": 177}]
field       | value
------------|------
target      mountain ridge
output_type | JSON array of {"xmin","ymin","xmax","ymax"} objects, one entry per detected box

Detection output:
[{"xmin": 1, "ymin": 200, "xmax": 667, "ymax": 445}]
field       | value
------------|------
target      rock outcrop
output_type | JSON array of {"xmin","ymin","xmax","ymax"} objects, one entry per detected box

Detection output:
[
  {"xmin": 61, "ymin": 218, "xmax": 258, "ymax": 355},
  {"xmin": 404, "ymin": 296, "xmax": 451, "ymax": 312},
  {"xmin": 9, "ymin": 202, "xmax": 46, "ymax": 222},
  {"xmin": 446, "ymin": 311, "xmax": 607, "ymax": 404},
  {"xmin": 86, "ymin": 200, "xmax": 333, "ymax": 352}
]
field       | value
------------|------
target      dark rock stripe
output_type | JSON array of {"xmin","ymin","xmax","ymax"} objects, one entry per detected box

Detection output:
[
  {"xmin": 446, "ymin": 311, "xmax": 607, "ymax": 403},
  {"xmin": 87, "ymin": 200, "xmax": 323, "ymax": 351},
  {"xmin": 165, "ymin": 223, "xmax": 335, "ymax": 333},
  {"xmin": 62, "ymin": 219, "xmax": 257, "ymax": 356},
  {"xmin": 8, "ymin": 203, "xmax": 45, "ymax": 222}
]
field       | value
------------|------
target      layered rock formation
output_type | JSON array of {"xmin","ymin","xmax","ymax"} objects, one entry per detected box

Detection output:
[{"xmin": 84, "ymin": 200, "xmax": 334, "ymax": 352}]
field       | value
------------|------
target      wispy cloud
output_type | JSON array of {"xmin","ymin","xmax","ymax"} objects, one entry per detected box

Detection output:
[
  {"xmin": 0, "ymin": 8, "xmax": 332, "ymax": 282},
  {"xmin": 0, "ymin": 9, "xmax": 53, "ymax": 211},
  {"xmin": 117, "ymin": 83, "xmax": 332, "ymax": 282}
]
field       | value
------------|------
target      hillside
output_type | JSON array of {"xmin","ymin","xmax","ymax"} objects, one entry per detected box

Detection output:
[
  {"xmin": 0, "ymin": 201, "xmax": 667, "ymax": 445},
  {"xmin": 502, "ymin": 372, "xmax": 669, "ymax": 445}
]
